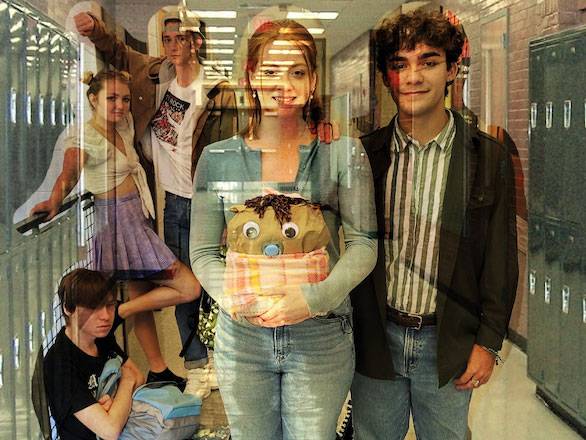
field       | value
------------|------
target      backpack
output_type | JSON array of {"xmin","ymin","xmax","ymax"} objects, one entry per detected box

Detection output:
[{"xmin": 96, "ymin": 356, "xmax": 201, "ymax": 440}]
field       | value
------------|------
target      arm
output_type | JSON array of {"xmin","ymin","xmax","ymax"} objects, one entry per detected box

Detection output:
[
  {"xmin": 475, "ymin": 146, "xmax": 518, "ymax": 351},
  {"xmin": 75, "ymin": 12, "xmax": 156, "ymax": 73},
  {"xmin": 74, "ymin": 362, "xmax": 140, "ymax": 440},
  {"xmin": 301, "ymin": 139, "xmax": 378, "ymax": 315},
  {"xmin": 189, "ymin": 149, "xmax": 228, "ymax": 307},
  {"xmin": 30, "ymin": 148, "xmax": 84, "ymax": 220},
  {"xmin": 455, "ymin": 145, "xmax": 518, "ymax": 390}
]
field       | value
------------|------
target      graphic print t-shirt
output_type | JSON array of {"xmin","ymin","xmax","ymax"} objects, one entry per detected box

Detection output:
[
  {"xmin": 151, "ymin": 73, "xmax": 204, "ymax": 198},
  {"xmin": 43, "ymin": 328, "xmax": 126, "ymax": 440}
]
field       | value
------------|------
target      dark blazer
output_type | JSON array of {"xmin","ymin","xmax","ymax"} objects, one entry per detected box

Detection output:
[{"xmin": 351, "ymin": 111, "xmax": 518, "ymax": 387}]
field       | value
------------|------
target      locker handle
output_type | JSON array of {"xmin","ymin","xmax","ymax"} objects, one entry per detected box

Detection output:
[
  {"xmin": 583, "ymin": 297, "xmax": 586, "ymax": 324},
  {"xmin": 530, "ymin": 103, "xmax": 537, "ymax": 129},
  {"xmin": 50, "ymin": 98, "xmax": 56, "ymax": 126},
  {"xmin": 26, "ymin": 92, "xmax": 32, "ymax": 125},
  {"xmin": 13, "ymin": 337, "xmax": 20, "ymax": 370},
  {"xmin": 0, "ymin": 354, "xmax": 3, "ymax": 389},
  {"xmin": 28, "ymin": 322, "xmax": 34, "ymax": 353},
  {"xmin": 10, "ymin": 88, "xmax": 17, "ymax": 124},
  {"xmin": 39, "ymin": 95, "xmax": 45, "ymax": 125},
  {"xmin": 529, "ymin": 270, "xmax": 536, "ymax": 295},
  {"xmin": 545, "ymin": 102, "xmax": 553, "ymax": 129},
  {"xmin": 563, "ymin": 100, "xmax": 571, "ymax": 129},
  {"xmin": 561, "ymin": 286, "xmax": 570, "ymax": 314},
  {"xmin": 40, "ymin": 311, "xmax": 46, "ymax": 341},
  {"xmin": 61, "ymin": 99, "xmax": 66, "ymax": 126},
  {"xmin": 544, "ymin": 277, "xmax": 551, "ymax": 304}
]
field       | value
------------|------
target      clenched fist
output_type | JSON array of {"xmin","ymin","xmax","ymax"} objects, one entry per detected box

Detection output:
[{"xmin": 74, "ymin": 12, "xmax": 95, "ymax": 36}]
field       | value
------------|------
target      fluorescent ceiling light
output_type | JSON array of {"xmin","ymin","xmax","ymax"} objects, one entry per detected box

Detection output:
[
  {"xmin": 207, "ymin": 39, "xmax": 235, "ymax": 45},
  {"xmin": 206, "ymin": 48, "xmax": 234, "ymax": 54},
  {"xmin": 204, "ymin": 65, "xmax": 232, "ymax": 70},
  {"xmin": 263, "ymin": 60, "xmax": 294, "ymax": 66},
  {"xmin": 287, "ymin": 12, "xmax": 338, "ymax": 20},
  {"xmin": 207, "ymin": 26, "xmax": 236, "ymax": 33},
  {"xmin": 273, "ymin": 40, "xmax": 295, "ymax": 46},
  {"xmin": 193, "ymin": 10, "xmax": 237, "ymax": 19},
  {"xmin": 202, "ymin": 60, "xmax": 233, "ymax": 65},
  {"xmin": 308, "ymin": 28, "xmax": 325, "ymax": 35},
  {"xmin": 268, "ymin": 49, "xmax": 302, "ymax": 55}
]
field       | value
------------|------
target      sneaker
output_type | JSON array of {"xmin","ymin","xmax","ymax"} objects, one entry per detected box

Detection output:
[
  {"xmin": 184, "ymin": 366, "xmax": 211, "ymax": 399},
  {"xmin": 146, "ymin": 368, "xmax": 187, "ymax": 392},
  {"xmin": 207, "ymin": 354, "xmax": 219, "ymax": 390}
]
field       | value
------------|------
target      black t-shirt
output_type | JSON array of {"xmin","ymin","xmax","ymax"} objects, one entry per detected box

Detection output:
[{"xmin": 43, "ymin": 328, "xmax": 126, "ymax": 440}]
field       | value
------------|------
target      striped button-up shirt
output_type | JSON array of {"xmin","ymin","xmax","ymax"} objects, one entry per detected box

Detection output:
[{"xmin": 385, "ymin": 110, "xmax": 456, "ymax": 315}]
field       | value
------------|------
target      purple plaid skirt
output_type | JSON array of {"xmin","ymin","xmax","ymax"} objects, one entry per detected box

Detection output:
[{"xmin": 91, "ymin": 192, "xmax": 176, "ymax": 279}]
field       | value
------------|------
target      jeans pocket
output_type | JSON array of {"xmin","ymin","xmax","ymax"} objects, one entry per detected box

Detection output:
[{"xmin": 312, "ymin": 314, "xmax": 353, "ymax": 335}]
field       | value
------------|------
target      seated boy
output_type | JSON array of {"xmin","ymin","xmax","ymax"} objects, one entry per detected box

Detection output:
[{"xmin": 43, "ymin": 268, "xmax": 144, "ymax": 440}]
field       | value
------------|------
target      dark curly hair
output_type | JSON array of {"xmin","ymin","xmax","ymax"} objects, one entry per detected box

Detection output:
[{"xmin": 374, "ymin": 9, "xmax": 465, "ymax": 82}]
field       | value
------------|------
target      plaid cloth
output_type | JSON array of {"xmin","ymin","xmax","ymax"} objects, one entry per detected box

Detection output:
[{"xmin": 223, "ymin": 248, "xmax": 329, "ymax": 316}]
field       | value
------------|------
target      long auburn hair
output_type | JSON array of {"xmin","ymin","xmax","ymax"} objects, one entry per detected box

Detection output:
[{"xmin": 242, "ymin": 19, "xmax": 322, "ymax": 138}]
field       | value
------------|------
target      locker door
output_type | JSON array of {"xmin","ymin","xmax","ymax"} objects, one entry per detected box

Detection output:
[
  {"xmin": 10, "ymin": 248, "xmax": 29, "ymax": 439},
  {"xmin": 542, "ymin": 41, "xmax": 565, "ymax": 221},
  {"xmin": 9, "ymin": 7, "xmax": 27, "ymax": 220},
  {"xmin": 560, "ymin": 36, "xmax": 586, "ymax": 226},
  {"xmin": 558, "ymin": 225, "xmax": 581, "ymax": 412},
  {"xmin": 526, "ymin": 215, "xmax": 545, "ymax": 382},
  {"xmin": 26, "ymin": 17, "xmax": 41, "ymax": 198},
  {"xmin": 37, "ymin": 229, "xmax": 55, "ymax": 369},
  {"xmin": 527, "ymin": 43, "xmax": 547, "ymax": 383},
  {"xmin": 558, "ymin": 33, "xmax": 585, "ymax": 417},
  {"xmin": 0, "ymin": 1, "xmax": 9, "ymax": 253},
  {"xmin": 576, "ymin": 256, "xmax": 586, "ymax": 424},
  {"xmin": 542, "ymin": 218, "xmax": 562, "ymax": 395},
  {"xmin": 38, "ymin": 23, "xmax": 51, "ymax": 172},
  {"xmin": 45, "ymin": 30, "xmax": 60, "ymax": 171},
  {"xmin": 0, "ymin": 257, "xmax": 15, "ymax": 440}
]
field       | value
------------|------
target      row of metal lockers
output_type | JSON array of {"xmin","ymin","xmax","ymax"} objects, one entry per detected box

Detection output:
[
  {"xmin": 0, "ymin": 1, "xmax": 83, "ymax": 439},
  {"xmin": 527, "ymin": 25, "xmax": 586, "ymax": 435},
  {"xmin": 0, "ymin": 0, "xmax": 78, "ymax": 252}
]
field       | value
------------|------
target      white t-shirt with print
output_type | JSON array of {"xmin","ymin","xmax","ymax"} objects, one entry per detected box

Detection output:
[{"xmin": 150, "ymin": 70, "xmax": 204, "ymax": 198}]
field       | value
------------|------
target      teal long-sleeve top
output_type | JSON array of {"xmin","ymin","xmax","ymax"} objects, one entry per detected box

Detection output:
[{"xmin": 189, "ymin": 135, "xmax": 377, "ymax": 316}]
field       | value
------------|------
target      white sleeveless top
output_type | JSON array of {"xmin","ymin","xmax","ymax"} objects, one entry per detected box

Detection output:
[{"xmin": 64, "ymin": 113, "xmax": 155, "ymax": 219}]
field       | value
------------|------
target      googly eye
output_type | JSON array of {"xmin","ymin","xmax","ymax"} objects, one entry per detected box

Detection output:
[
  {"xmin": 281, "ymin": 222, "xmax": 299, "ymax": 239},
  {"xmin": 242, "ymin": 221, "xmax": 260, "ymax": 239}
]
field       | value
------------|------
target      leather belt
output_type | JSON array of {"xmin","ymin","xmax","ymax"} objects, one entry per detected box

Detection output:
[{"xmin": 386, "ymin": 306, "xmax": 436, "ymax": 330}]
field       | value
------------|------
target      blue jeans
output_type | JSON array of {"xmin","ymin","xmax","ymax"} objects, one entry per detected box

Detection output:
[
  {"xmin": 351, "ymin": 320, "xmax": 472, "ymax": 440},
  {"xmin": 214, "ymin": 310, "xmax": 354, "ymax": 440},
  {"xmin": 164, "ymin": 192, "xmax": 207, "ymax": 367}
]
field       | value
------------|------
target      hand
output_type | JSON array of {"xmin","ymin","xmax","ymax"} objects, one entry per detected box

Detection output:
[
  {"xmin": 74, "ymin": 12, "xmax": 95, "ymax": 36},
  {"xmin": 454, "ymin": 344, "xmax": 497, "ymax": 390},
  {"xmin": 30, "ymin": 199, "xmax": 60, "ymax": 221},
  {"xmin": 120, "ymin": 362, "xmax": 143, "ymax": 389},
  {"xmin": 227, "ymin": 294, "xmax": 258, "ymax": 320},
  {"xmin": 311, "ymin": 121, "xmax": 341, "ymax": 144},
  {"xmin": 250, "ymin": 285, "xmax": 311, "ymax": 327},
  {"xmin": 97, "ymin": 394, "xmax": 113, "ymax": 412}
]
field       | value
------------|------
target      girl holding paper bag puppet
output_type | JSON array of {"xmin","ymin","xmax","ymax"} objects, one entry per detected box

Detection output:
[{"xmin": 189, "ymin": 18, "xmax": 377, "ymax": 440}]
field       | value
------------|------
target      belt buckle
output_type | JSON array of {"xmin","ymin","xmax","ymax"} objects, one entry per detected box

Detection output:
[{"xmin": 407, "ymin": 312, "xmax": 423, "ymax": 330}]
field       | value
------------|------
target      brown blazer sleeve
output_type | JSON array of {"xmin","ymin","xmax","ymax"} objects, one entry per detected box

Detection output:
[{"xmin": 86, "ymin": 12, "xmax": 157, "ymax": 73}]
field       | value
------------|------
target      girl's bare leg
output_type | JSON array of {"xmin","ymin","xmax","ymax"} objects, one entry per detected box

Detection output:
[
  {"xmin": 125, "ymin": 280, "xmax": 167, "ymax": 372},
  {"xmin": 119, "ymin": 261, "xmax": 200, "ymax": 318}
]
